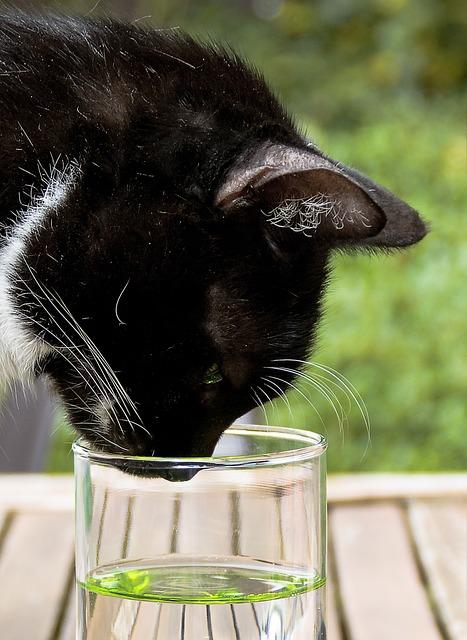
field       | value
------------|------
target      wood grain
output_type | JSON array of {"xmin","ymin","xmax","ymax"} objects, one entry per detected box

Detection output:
[
  {"xmin": 183, "ymin": 604, "xmax": 211, "ymax": 640},
  {"xmin": 127, "ymin": 490, "xmax": 176, "ymax": 558},
  {"xmin": 0, "ymin": 508, "xmax": 8, "ymax": 537},
  {"xmin": 0, "ymin": 473, "xmax": 466, "ymax": 510},
  {"xmin": 156, "ymin": 603, "xmax": 184, "ymax": 639},
  {"xmin": 58, "ymin": 583, "xmax": 76, "ymax": 640},
  {"xmin": 238, "ymin": 475, "xmax": 281, "ymax": 563},
  {"xmin": 1, "ymin": 473, "xmax": 466, "ymax": 639},
  {"xmin": 408, "ymin": 498, "xmax": 467, "ymax": 640},
  {"xmin": 176, "ymin": 485, "xmax": 233, "ymax": 556},
  {"xmin": 331, "ymin": 502, "xmax": 442, "ymax": 640},
  {"xmin": 0, "ymin": 511, "xmax": 74, "ymax": 640},
  {"xmin": 327, "ymin": 535, "xmax": 343, "ymax": 640},
  {"xmin": 328, "ymin": 473, "xmax": 467, "ymax": 502},
  {"xmin": 126, "ymin": 490, "xmax": 177, "ymax": 638},
  {"xmin": 0, "ymin": 474, "xmax": 73, "ymax": 510},
  {"xmin": 85, "ymin": 488, "xmax": 132, "ymax": 639}
]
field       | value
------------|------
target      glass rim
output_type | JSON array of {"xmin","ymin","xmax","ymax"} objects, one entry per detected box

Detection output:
[{"xmin": 72, "ymin": 424, "xmax": 327, "ymax": 469}]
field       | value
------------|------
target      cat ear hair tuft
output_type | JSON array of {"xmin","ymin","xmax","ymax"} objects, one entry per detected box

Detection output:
[{"xmin": 215, "ymin": 143, "xmax": 427, "ymax": 248}]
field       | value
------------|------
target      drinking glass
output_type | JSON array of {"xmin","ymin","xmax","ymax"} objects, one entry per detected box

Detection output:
[{"xmin": 74, "ymin": 424, "xmax": 327, "ymax": 639}]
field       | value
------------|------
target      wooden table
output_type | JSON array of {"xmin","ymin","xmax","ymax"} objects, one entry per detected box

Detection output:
[{"xmin": 0, "ymin": 473, "xmax": 465, "ymax": 639}]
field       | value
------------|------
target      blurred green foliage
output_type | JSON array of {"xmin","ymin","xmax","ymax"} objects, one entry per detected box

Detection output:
[
  {"xmin": 46, "ymin": 0, "xmax": 466, "ymax": 472},
  {"xmin": 271, "ymin": 102, "xmax": 466, "ymax": 472}
]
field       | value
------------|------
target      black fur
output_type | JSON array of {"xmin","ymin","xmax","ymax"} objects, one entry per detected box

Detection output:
[{"xmin": 0, "ymin": 13, "xmax": 427, "ymax": 457}]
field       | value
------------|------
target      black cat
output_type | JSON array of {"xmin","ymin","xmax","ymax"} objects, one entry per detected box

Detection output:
[{"xmin": 0, "ymin": 14, "xmax": 426, "ymax": 457}]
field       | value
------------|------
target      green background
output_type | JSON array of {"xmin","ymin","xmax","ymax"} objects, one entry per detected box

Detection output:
[{"xmin": 30, "ymin": 0, "xmax": 465, "ymax": 473}]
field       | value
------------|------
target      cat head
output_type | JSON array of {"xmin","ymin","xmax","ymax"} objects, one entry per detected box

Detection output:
[{"xmin": 10, "ymin": 22, "xmax": 426, "ymax": 458}]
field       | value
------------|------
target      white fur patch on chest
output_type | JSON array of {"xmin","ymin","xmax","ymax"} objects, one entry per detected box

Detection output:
[{"xmin": 0, "ymin": 158, "xmax": 79, "ymax": 383}]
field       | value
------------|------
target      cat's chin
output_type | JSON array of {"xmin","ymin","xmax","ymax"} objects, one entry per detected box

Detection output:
[
  {"xmin": 83, "ymin": 439, "xmax": 211, "ymax": 481},
  {"xmin": 109, "ymin": 459, "xmax": 200, "ymax": 482}
]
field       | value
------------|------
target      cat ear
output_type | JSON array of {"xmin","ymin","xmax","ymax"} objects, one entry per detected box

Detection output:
[{"xmin": 215, "ymin": 144, "xmax": 427, "ymax": 248}]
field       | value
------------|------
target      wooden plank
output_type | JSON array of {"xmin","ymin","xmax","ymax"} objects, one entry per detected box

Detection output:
[
  {"xmin": 128, "ymin": 490, "xmax": 177, "ymax": 558},
  {"xmin": 176, "ymin": 483, "xmax": 233, "ymax": 556},
  {"xmin": 331, "ymin": 503, "xmax": 442, "ymax": 640},
  {"xmin": 230, "ymin": 603, "xmax": 261, "ymax": 638},
  {"xmin": 79, "ymin": 574, "xmax": 150, "ymax": 640},
  {"xmin": 235, "ymin": 469, "xmax": 281, "ymax": 637},
  {"xmin": 96, "ymin": 489, "xmax": 131, "ymax": 566},
  {"xmin": 58, "ymin": 583, "xmax": 76, "ymax": 640},
  {"xmin": 52, "ymin": 481, "xmax": 105, "ymax": 640},
  {"xmin": 156, "ymin": 603, "xmax": 184, "ymax": 639},
  {"xmin": 209, "ymin": 604, "xmax": 240, "ymax": 638},
  {"xmin": 279, "ymin": 470, "xmax": 329, "ymax": 638},
  {"xmin": 238, "ymin": 468, "xmax": 281, "ymax": 562},
  {"xmin": 85, "ymin": 487, "xmax": 132, "ymax": 638},
  {"xmin": 177, "ymin": 475, "xmax": 250, "ymax": 638},
  {"xmin": 327, "ymin": 537, "xmax": 343, "ymax": 640},
  {"xmin": 0, "ymin": 508, "xmax": 8, "ymax": 537},
  {"xmin": 0, "ymin": 474, "xmax": 74, "ymax": 510},
  {"xmin": 130, "ymin": 602, "xmax": 161, "ymax": 639},
  {"xmin": 126, "ymin": 489, "xmax": 177, "ymax": 638},
  {"xmin": 87, "ymin": 482, "xmax": 107, "ymax": 569},
  {"xmin": 108, "ymin": 598, "xmax": 140, "ymax": 640},
  {"xmin": 0, "ymin": 511, "xmax": 74, "ymax": 640},
  {"xmin": 280, "ymin": 478, "xmax": 311, "ymax": 566},
  {"xmin": 87, "ymin": 476, "xmax": 179, "ymax": 639},
  {"xmin": 3, "ymin": 474, "xmax": 466, "ymax": 639},
  {"xmin": 408, "ymin": 499, "xmax": 467, "ymax": 640},
  {"xmin": 0, "ymin": 473, "xmax": 466, "ymax": 511},
  {"xmin": 328, "ymin": 473, "xmax": 467, "ymax": 502},
  {"xmin": 183, "ymin": 605, "xmax": 210, "ymax": 640},
  {"xmin": 327, "ymin": 573, "xmax": 342, "ymax": 640}
]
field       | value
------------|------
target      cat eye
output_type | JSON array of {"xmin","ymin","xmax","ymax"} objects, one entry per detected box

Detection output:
[{"xmin": 203, "ymin": 363, "xmax": 223, "ymax": 385}]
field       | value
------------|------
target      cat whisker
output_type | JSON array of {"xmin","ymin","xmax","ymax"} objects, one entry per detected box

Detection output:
[
  {"xmin": 120, "ymin": 417, "xmax": 151, "ymax": 438},
  {"xmin": 20, "ymin": 276, "xmax": 127, "ymax": 436},
  {"xmin": 71, "ymin": 423, "xmax": 98, "ymax": 431},
  {"xmin": 274, "ymin": 357, "xmax": 369, "ymax": 426},
  {"xmin": 249, "ymin": 390, "xmax": 263, "ymax": 421},
  {"xmin": 249, "ymin": 388, "xmax": 269, "ymax": 425},
  {"xmin": 94, "ymin": 432, "xmax": 129, "ymax": 452},
  {"xmin": 22, "ymin": 301, "xmax": 105, "ymax": 407},
  {"xmin": 308, "ymin": 370, "xmax": 353, "ymax": 417},
  {"xmin": 274, "ymin": 358, "xmax": 371, "ymax": 454},
  {"xmin": 305, "ymin": 373, "xmax": 349, "ymax": 442},
  {"xmin": 305, "ymin": 371, "xmax": 348, "ymax": 435},
  {"xmin": 72, "ymin": 419, "xmax": 129, "ymax": 452},
  {"xmin": 25, "ymin": 310, "xmax": 122, "ymax": 433},
  {"xmin": 24, "ymin": 267, "xmax": 128, "ymax": 411},
  {"xmin": 256, "ymin": 383, "xmax": 277, "ymax": 416},
  {"xmin": 23, "ymin": 265, "xmax": 147, "ymax": 439},
  {"xmin": 266, "ymin": 365, "xmax": 347, "ymax": 438},
  {"xmin": 260, "ymin": 376, "xmax": 294, "ymax": 420},
  {"xmin": 114, "ymin": 278, "xmax": 130, "ymax": 326},
  {"xmin": 45, "ymin": 285, "xmax": 138, "ymax": 425},
  {"xmin": 267, "ymin": 374, "xmax": 326, "ymax": 432}
]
